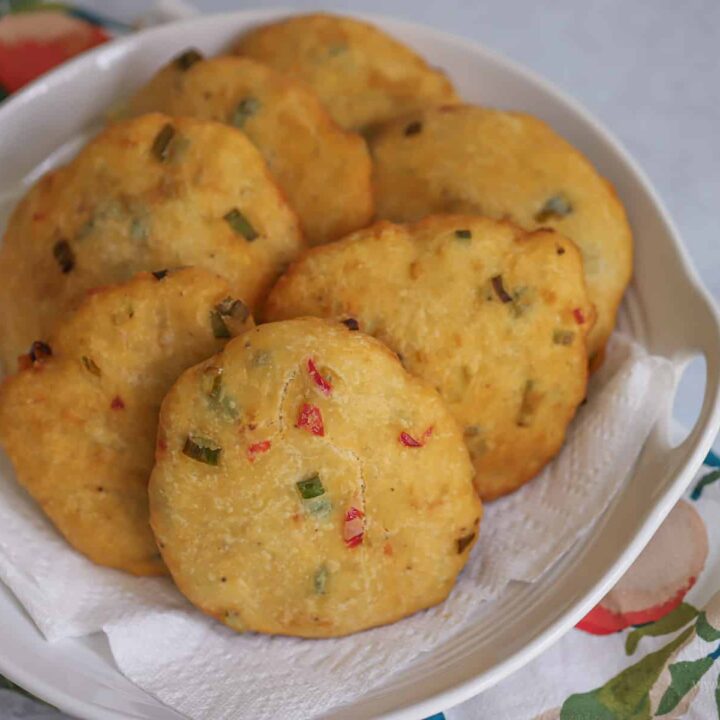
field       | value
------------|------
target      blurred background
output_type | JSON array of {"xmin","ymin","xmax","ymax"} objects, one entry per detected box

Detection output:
[{"xmin": 3, "ymin": 0, "xmax": 719, "ymax": 429}]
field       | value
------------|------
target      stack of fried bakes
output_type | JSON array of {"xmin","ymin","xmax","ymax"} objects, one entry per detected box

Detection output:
[{"xmin": 0, "ymin": 13, "xmax": 631, "ymax": 638}]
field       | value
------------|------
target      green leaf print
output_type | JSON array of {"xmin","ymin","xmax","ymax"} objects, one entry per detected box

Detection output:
[
  {"xmin": 656, "ymin": 656, "xmax": 714, "ymax": 715},
  {"xmin": 561, "ymin": 627, "xmax": 693, "ymax": 720},
  {"xmin": 625, "ymin": 603, "xmax": 698, "ymax": 655},
  {"xmin": 697, "ymin": 611, "xmax": 720, "ymax": 642}
]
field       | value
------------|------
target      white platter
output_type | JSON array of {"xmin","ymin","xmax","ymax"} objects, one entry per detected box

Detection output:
[{"xmin": 0, "ymin": 9, "xmax": 719, "ymax": 720}]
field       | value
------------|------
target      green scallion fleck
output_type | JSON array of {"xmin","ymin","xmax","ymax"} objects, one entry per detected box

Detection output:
[
  {"xmin": 454, "ymin": 229, "xmax": 472, "ymax": 241},
  {"xmin": 296, "ymin": 474, "xmax": 325, "ymax": 500},
  {"xmin": 535, "ymin": 194, "xmax": 573, "ymax": 223},
  {"xmin": 81, "ymin": 356, "xmax": 101, "ymax": 376},
  {"xmin": 223, "ymin": 208, "xmax": 258, "ymax": 241},
  {"xmin": 230, "ymin": 97, "xmax": 261, "ymax": 128},
  {"xmin": 210, "ymin": 310, "xmax": 231, "ymax": 339},
  {"xmin": 175, "ymin": 48, "xmax": 203, "ymax": 71},
  {"xmin": 456, "ymin": 533, "xmax": 475, "ymax": 554},
  {"xmin": 313, "ymin": 565, "xmax": 329, "ymax": 595},
  {"xmin": 182, "ymin": 435, "xmax": 222, "ymax": 465},
  {"xmin": 553, "ymin": 329, "xmax": 575, "ymax": 345},
  {"xmin": 491, "ymin": 274, "xmax": 512, "ymax": 303},
  {"xmin": 253, "ymin": 350, "xmax": 271, "ymax": 366},
  {"xmin": 130, "ymin": 217, "xmax": 149, "ymax": 242},
  {"xmin": 53, "ymin": 239, "xmax": 75, "ymax": 273},
  {"xmin": 216, "ymin": 297, "xmax": 250, "ymax": 323},
  {"xmin": 517, "ymin": 379, "xmax": 538, "ymax": 427},
  {"xmin": 151, "ymin": 123, "xmax": 176, "ymax": 162}
]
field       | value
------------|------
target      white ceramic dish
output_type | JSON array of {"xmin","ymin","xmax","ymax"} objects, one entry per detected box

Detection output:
[{"xmin": 1, "ymin": 9, "xmax": 719, "ymax": 720}]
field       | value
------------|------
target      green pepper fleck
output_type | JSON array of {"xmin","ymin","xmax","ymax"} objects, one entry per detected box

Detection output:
[
  {"xmin": 404, "ymin": 120, "xmax": 422, "ymax": 136},
  {"xmin": 81, "ymin": 356, "xmax": 101, "ymax": 376},
  {"xmin": 553, "ymin": 329, "xmax": 575, "ymax": 345},
  {"xmin": 183, "ymin": 435, "xmax": 222, "ymax": 465},
  {"xmin": 223, "ymin": 208, "xmax": 258, "ymax": 241},
  {"xmin": 53, "ymin": 239, "xmax": 75, "ymax": 273},
  {"xmin": 491, "ymin": 274, "xmax": 512, "ymax": 303},
  {"xmin": 296, "ymin": 474, "xmax": 325, "ymax": 499},
  {"xmin": 175, "ymin": 48, "xmax": 203, "ymax": 71},
  {"xmin": 313, "ymin": 565, "xmax": 329, "ymax": 595},
  {"xmin": 216, "ymin": 297, "xmax": 250, "ymax": 323},
  {"xmin": 130, "ymin": 217, "xmax": 149, "ymax": 242},
  {"xmin": 517, "ymin": 379, "xmax": 539, "ymax": 427},
  {"xmin": 230, "ymin": 97, "xmax": 261, "ymax": 128},
  {"xmin": 253, "ymin": 350, "xmax": 271, "ymax": 366},
  {"xmin": 456, "ymin": 533, "xmax": 475, "ymax": 554},
  {"xmin": 454, "ymin": 229, "xmax": 472, "ymax": 241},
  {"xmin": 151, "ymin": 123, "xmax": 176, "ymax": 162},
  {"xmin": 210, "ymin": 310, "xmax": 231, "ymax": 339},
  {"xmin": 535, "ymin": 194, "xmax": 573, "ymax": 223}
]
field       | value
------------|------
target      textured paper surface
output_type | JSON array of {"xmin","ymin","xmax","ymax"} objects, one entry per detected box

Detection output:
[{"xmin": 0, "ymin": 335, "xmax": 675, "ymax": 719}]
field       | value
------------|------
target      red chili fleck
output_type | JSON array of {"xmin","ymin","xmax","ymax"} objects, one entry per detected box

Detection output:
[
  {"xmin": 110, "ymin": 396, "xmax": 125, "ymax": 410},
  {"xmin": 400, "ymin": 427, "xmax": 433, "ymax": 447},
  {"xmin": 32, "ymin": 211, "xmax": 46, "ymax": 222},
  {"xmin": 247, "ymin": 439, "xmax": 271, "ymax": 462},
  {"xmin": 296, "ymin": 403, "xmax": 324, "ymax": 436},
  {"xmin": 573, "ymin": 307, "xmax": 586, "ymax": 324},
  {"xmin": 157, "ymin": 437, "xmax": 167, "ymax": 452},
  {"xmin": 344, "ymin": 507, "xmax": 365, "ymax": 548},
  {"xmin": 307, "ymin": 358, "xmax": 332, "ymax": 396},
  {"xmin": 384, "ymin": 542, "xmax": 394, "ymax": 556}
]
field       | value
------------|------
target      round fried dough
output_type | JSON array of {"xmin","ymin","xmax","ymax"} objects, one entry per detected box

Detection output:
[
  {"xmin": 265, "ymin": 217, "xmax": 593, "ymax": 500},
  {"xmin": 0, "ymin": 113, "xmax": 302, "ymax": 372},
  {"xmin": 368, "ymin": 105, "xmax": 633, "ymax": 364},
  {"xmin": 0, "ymin": 268, "xmax": 254, "ymax": 575},
  {"xmin": 233, "ymin": 13, "xmax": 459, "ymax": 130},
  {"xmin": 149, "ymin": 317, "xmax": 480, "ymax": 637},
  {"xmin": 127, "ymin": 54, "xmax": 373, "ymax": 246}
]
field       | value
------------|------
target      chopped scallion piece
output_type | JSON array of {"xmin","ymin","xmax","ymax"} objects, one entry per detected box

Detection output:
[
  {"xmin": 454, "ymin": 229, "xmax": 472, "ymax": 241},
  {"xmin": 456, "ymin": 533, "xmax": 475, "ymax": 554},
  {"xmin": 535, "ymin": 194, "xmax": 573, "ymax": 223},
  {"xmin": 296, "ymin": 474, "xmax": 325, "ymax": 500},
  {"xmin": 404, "ymin": 120, "xmax": 422, "ymax": 136},
  {"xmin": 210, "ymin": 310, "xmax": 231, "ymax": 339},
  {"xmin": 553, "ymin": 329, "xmax": 575, "ymax": 345},
  {"xmin": 175, "ymin": 48, "xmax": 203, "ymax": 70},
  {"xmin": 223, "ymin": 208, "xmax": 258, "ymax": 241},
  {"xmin": 81, "ymin": 356, "xmax": 101, "ymax": 376},
  {"xmin": 491, "ymin": 274, "xmax": 512, "ymax": 303},
  {"xmin": 152, "ymin": 269, "xmax": 168, "ymax": 280},
  {"xmin": 151, "ymin": 123, "xmax": 176, "ymax": 162},
  {"xmin": 313, "ymin": 565, "xmax": 329, "ymax": 595},
  {"xmin": 183, "ymin": 435, "xmax": 222, "ymax": 465},
  {"xmin": 230, "ymin": 97, "xmax": 260, "ymax": 128},
  {"xmin": 53, "ymin": 239, "xmax": 75, "ymax": 273}
]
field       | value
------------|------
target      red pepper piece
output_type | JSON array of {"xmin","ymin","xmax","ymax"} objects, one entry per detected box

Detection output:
[
  {"xmin": 247, "ymin": 439, "xmax": 271, "ymax": 462},
  {"xmin": 296, "ymin": 403, "xmax": 324, "ymax": 436},
  {"xmin": 110, "ymin": 396, "xmax": 125, "ymax": 410},
  {"xmin": 344, "ymin": 506, "xmax": 364, "ymax": 548},
  {"xmin": 307, "ymin": 358, "xmax": 332, "ymax": 396},
  {"xmin": 573, "ymin": 307, "xmax": 586, "ymax": 324},
  {"xmin": 399, "ymin": 426, "xmax": 434, "ymax": 447}
]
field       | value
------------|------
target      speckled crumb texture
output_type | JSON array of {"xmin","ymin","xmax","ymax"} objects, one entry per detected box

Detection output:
[
  {"xmin": 265, "ymin": 216, "xmax": 593, "ymax": 499},
  {"xmin": 0, "ymin": 113, "xmax": 302, "ymax": 371},
  {"xmin": 0, "ymin": 268, "xmax": 254, "ymax": 575},
  {"xmin": 368, "ymin": 104, "xmax": 633, "ymax": 364},
  {"xmin": 127, "ymin": 53, "xmax": 373, "ymax": 246},
  {"xmin": 233, "ymin": 12, "xmax": 459, "ymax": 131},
  {"xmin": 150, "ymin": 317, "xmax": 481, "ymax": 636}
]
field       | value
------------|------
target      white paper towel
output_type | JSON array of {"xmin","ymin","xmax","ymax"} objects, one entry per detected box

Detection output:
[{"xmin": 0, "ymin": 334, "xmax": 676, "ymax": 719}]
